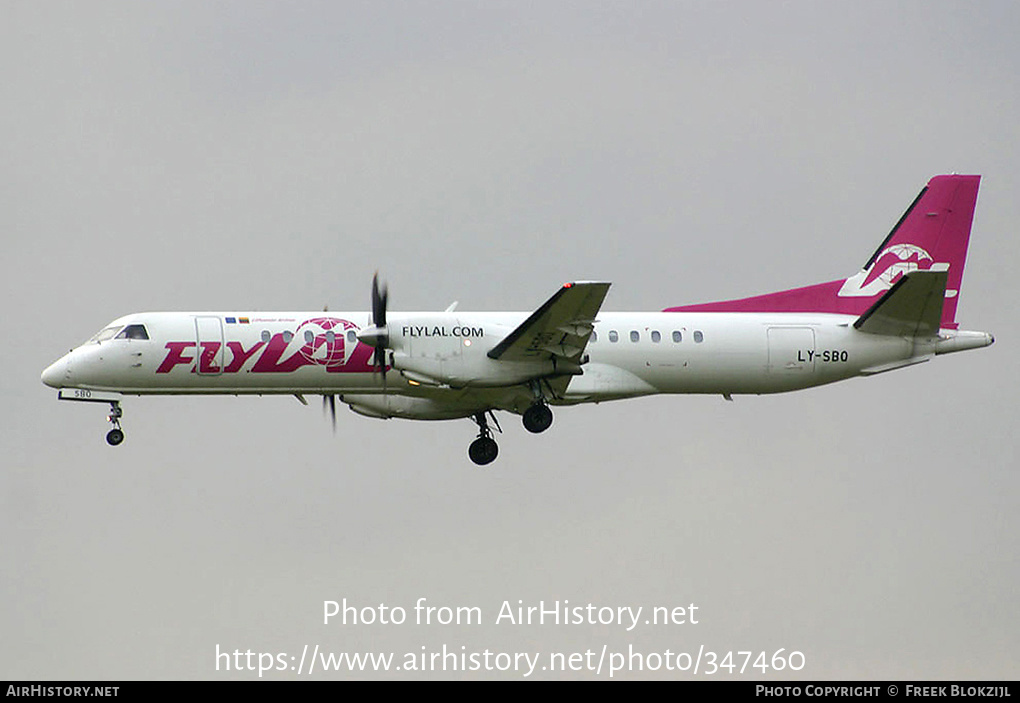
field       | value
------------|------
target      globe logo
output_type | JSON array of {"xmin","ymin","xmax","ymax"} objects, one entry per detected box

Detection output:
[
  {"xmin": 865, "ymin": 244, "xmax": 934, "ymax": 288},
  {"xmin": 293, "ymin": 317, "xmax": 360, "ymax": 368},
  {"xmin": 839, "ymin": 243, "xmax": 940, "ymax": 298}
]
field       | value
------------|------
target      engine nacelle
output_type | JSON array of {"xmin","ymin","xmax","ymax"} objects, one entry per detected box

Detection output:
[
  {"xmin": 384, "ymin": 312, "xmax": 585, "ymax": 387},
  {"xmin": 342, "ymin": 394, "xmax": 477, "ymax": 420}
]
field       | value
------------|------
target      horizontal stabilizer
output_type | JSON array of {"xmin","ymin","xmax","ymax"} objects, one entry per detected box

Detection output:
[{"xmin": 853, "ymin": 270, "xmax": 947, "ymax": 337}]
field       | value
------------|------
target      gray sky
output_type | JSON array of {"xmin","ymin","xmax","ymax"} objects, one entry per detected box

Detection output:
[{"xmin": 3, "ymin": 1, "xmax": 1017, "ymax": 680}]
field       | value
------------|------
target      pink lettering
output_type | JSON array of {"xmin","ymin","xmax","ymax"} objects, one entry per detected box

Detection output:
[
  {"xmin": 157, "ymin": 342, "xmax": 196, "ymax": 373},
  {"xmin": 251, "ymin": 334, "xmax": 312, "ymax": 373},
  {"xmin": 197, "ymin": 342, "xmax": 222, "ymax": 373},
  {"xmin": 224, "ymin": 341, "xmax": 265, "ymax": 373}
]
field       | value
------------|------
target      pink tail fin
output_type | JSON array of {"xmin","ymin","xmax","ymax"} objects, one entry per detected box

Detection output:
[{"xmin": 664, "ymin": 175, "xmax": 981, "ymax": 329}]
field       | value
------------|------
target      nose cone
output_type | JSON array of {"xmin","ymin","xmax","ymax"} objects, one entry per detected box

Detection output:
[{"xmin": 41, "ymin": 357, "xmax": 68, "ymax": 388}]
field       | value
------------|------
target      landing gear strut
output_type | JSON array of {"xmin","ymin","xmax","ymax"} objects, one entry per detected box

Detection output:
[
  {"xmin": 468, "ymin": 411, "xmax": 499, "ymax": 466},
  {"xmin": 106, "ymin": 401, "xmax": 124, "ymax": 446}
]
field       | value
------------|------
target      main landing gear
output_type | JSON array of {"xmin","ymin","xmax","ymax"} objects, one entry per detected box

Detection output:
[
  {"xmin": 468, "ymin": 411, "xmax": 500, "ymax": 466},
  {"xmin": 522, "ymin": 402, "xmax": 553, "ymax": 434},
  {"xmin": 521, "ymin": 380, "xmax": 554, "ymax": 434},
  {"xmin": 106, "ymin": 401, "xmax": 124, "ymax": 446},
  {"xmin": 466, "ymin": 401, "xmax": 554, "ymax": 466}
]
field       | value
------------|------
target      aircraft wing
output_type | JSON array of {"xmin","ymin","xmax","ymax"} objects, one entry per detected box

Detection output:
[{"xmin": 488, "ymin": 282, "xmax": 611, "ymax": 368}]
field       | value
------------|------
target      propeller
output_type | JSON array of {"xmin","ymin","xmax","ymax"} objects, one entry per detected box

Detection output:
[
  {"xmin": 370, "ymin": 272, "xmax": 389, "ymax": 380},
  {"xmin": 321, "ymin": 302, "xmax": 337, "ymax": 432},
  {"xmin": 322, "ymin": 394, "xmax": 337, "ymax": 432},
  {"xmin": 322, "ymin": 273, "xmax": 391, "ymax": 433},
  {"xmin": 351, "ymin": 272, "xmax": 393, "ymax": 388}
]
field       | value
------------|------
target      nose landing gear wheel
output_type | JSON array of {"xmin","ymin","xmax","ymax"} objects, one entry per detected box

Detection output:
[
  {"xmin": 105, "ymin": 401, "xmax": 124, "ymax": 446},
  {"xmin": 468, "ymin": 436, "xmax": 498, "ymax": 465},
  {"xmin": 522, "ymin": 403, "xmax": 553, "ymax": 433}
]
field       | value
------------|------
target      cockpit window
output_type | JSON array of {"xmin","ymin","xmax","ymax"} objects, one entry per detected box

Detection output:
[
  {"xmin": 116, "ymin": 324, "xmax": 149, "ymax": 340},
  {"xmin": 90, "ymin": 326, "xmax": 123, "ymax": 343}
]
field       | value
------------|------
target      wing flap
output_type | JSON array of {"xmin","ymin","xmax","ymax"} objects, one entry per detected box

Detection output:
[
  {"xmin": 488, "ymin": 282, "xmax": 611, "ymax": 363},
  {"xmin": 853, "ymin": 270, "xmax": 947, "ymax": 337}
]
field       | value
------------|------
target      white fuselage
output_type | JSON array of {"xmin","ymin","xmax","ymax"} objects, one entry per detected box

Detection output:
[{"xmin": 43, "ymin": 309, "xmax": 987, "ymax": 421}]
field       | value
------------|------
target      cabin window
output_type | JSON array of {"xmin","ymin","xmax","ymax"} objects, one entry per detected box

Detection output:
[
  {"xmin": 630, "ymin": 330, "xmax": 640, "ymax": 342},
  {"xmin": 672, "ymin": 330, "xmax": 682, "ymax": 343},
  {"xmin": 325, "ymin": 331, "xmax": 335, "ymax": 344},
  {"xmin": 591, "ymin": 331, "xmax": 598, "ymax": 343},
  {"xmin": 651, "ymin": 330, "xmax": 661, "ymax": 343},
  {"xmin": 694, "ymin": 330, "xmax": 704, "ymax": 343},
  {"xmin": 608, "ymin": 330, "xmax": 619, "ymax": 343},
  {"xmin": 115, "ymin": 324, "xmax": 149, "ymax": 340},
  {"xmin": 347, "ymin": 330, "xmax": 357, "ymax": 344},
  {"xmin": 261, "ymin": 330, "xmax": 271, "ymax": 343},
  {"xmin": 282, "ymin": 331, "xmax": 294, "ymax": 343}
]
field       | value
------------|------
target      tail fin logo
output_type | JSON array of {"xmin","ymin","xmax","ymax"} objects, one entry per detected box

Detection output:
[{"xmin": 837, "ymin": 243, "xmax": 945, "ymax": 298}]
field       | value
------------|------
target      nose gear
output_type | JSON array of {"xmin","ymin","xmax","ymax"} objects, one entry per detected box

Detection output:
[{"xmin": 106, "ymin": 401, "xmax": 124, "ymax": 446}]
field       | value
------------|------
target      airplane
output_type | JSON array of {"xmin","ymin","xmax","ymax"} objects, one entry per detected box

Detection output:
[{"xmin": 41, "ymin": 174, "xmax": 994, "ymax": 465}]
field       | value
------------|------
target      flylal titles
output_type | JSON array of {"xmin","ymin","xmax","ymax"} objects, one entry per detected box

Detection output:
[{"xmin": 401, "ymin": 325, "xmax": 484, "ymax": 338}]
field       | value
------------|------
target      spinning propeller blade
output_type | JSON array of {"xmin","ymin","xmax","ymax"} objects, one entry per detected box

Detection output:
[
  {"xmin": 322, "ymin": 394, "xmax": 337, "ymax": 432},
  {"xmin": 370, "ymin": 272, "xmax": 389, "ymax": 380}
]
